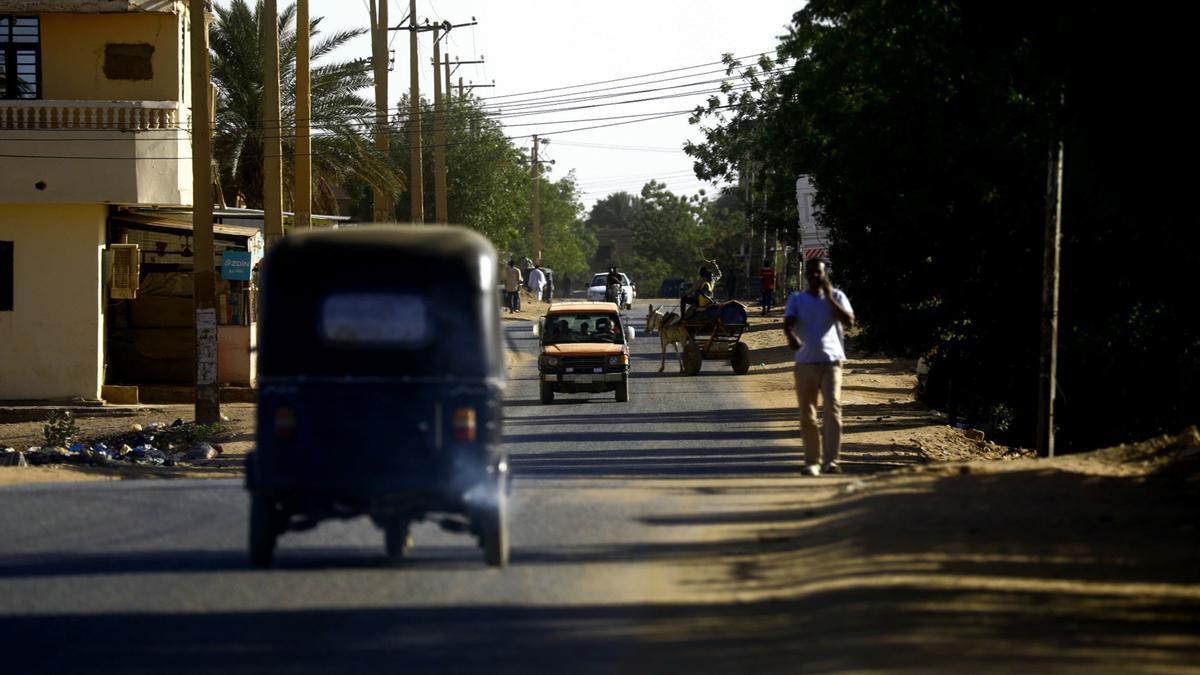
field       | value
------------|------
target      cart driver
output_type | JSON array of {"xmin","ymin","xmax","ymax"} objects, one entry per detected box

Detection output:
[{"xmin": 681, "ymin": 266, "xmax": 716, "ymax": 319}]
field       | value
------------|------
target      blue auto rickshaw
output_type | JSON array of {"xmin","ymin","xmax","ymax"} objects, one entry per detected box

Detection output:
[{"xmin": 245, "ymin": 225, "xmax": 509, "ymax": 567}]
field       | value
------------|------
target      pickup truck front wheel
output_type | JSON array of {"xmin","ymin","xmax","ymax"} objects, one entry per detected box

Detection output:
[
  {"xmin": 615, "ymin": 378, "xmax": 629, "ymax": 403},
  {"xmin": 539, "ymin": 381, "xmax": 555, "ymax": 404}
]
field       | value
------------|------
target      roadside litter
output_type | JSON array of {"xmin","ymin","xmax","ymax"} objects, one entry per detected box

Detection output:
[{"xmin": 4, "ymin": 417, "xmax": 226, "ymax": 469}]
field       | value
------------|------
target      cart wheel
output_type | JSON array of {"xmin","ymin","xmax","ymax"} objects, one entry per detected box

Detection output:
[
  {"xmin": 384, "ymin": 520, "xmax": 413, "ymax": 559},
  {"xmin": 539, "ymin": 381, "xmax": 555, "ymax": 404},
  {"xmin": 682, "ymin": 342, "xmax": 703, "ymax": 376},
  {"xmin": 249, "ymin": 495, "xmax": 278, "ymax": 569},
  {"xmin": 731, "ymin": 342, "xmax": 751, "ymax": 375},
  {"xmin": 615, "ymin": 378, "xmax": 630, "ymax": 403},
  {"xmin": 481, "ymin": 486, "xmax": 510, "ymax": 568}
]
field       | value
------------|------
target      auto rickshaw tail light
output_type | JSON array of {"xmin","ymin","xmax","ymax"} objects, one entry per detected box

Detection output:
[
  {"xmin": 453, "ymin": 408, "xmax": 477, "ymax": 442},
  {"xmin": 275, "ymin": 407, "xmax": 297, "ymax": 440}
]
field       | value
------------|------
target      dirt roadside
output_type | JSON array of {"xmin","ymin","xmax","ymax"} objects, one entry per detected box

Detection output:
[{"xmin": 675, "ymin": 305, "xmax": 1200, "ymax": 669}]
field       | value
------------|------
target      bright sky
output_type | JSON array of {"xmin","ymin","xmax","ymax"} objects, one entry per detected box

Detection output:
[{"xmin": 293, "ymin": 1, "xmax": 799, "ymax": 212}]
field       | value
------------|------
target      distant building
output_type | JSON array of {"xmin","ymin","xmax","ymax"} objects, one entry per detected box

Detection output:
[
  {"xmin": 796, "ymin": 175, "xmax": 828, "ymax": 263},
  {"xmin": 589, "ymin": 221, "xmax": 633, "ymax": 271}
]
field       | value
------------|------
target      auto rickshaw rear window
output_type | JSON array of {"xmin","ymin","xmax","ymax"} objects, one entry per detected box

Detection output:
[{"xmin": 320, "ymin": 292, "xmax": 430, "ymax": 347}]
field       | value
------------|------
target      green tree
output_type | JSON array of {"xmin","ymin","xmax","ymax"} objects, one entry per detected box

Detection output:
[
  {"xmin": 210, "ymin": 0, "xmax": 400, "ymax": 212},
  {"xmin": 518, "ymin": 170, "xmax": 595, "ymax": 283},
  {"xmin": 587, "ymin": 191, "xmax": 640, "ymax": 228},
  {"xmin": 686, "ymin": 0, "xmax": 1200, "ymax": 449}
]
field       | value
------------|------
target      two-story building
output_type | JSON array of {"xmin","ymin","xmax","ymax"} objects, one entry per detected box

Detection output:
[{"xmin": 0, "ymin": 0, "xmax": 194, "ymax": 401}]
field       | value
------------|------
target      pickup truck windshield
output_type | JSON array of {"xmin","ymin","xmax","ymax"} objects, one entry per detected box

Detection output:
[{"xmin": 543, "ymin": 313, "xmax": 624, "ymax": 345}]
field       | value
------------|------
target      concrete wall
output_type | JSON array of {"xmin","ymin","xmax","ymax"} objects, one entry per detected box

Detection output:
[
  {"xmin": 0, "ymin": 204, "xmax": 106, "ymax": 401},
  {"xmin": 0, "ymin": 127, "xmax": 192, "ymax": 207},
  {"xmin": 40, "ymin": 12, "xmax": 184, "ymax": 102}
]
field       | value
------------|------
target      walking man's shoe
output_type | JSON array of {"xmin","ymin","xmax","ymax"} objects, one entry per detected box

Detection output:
[
  {"xmin": 821, "ymin": 461, "xmax": 842, "ymax": 475},
  {"xmin": 801, "ymin": 464, "xmax": 821, "ymax": 477}
]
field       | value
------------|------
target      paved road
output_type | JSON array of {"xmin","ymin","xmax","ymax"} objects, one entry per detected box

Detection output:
[{"xmin": 0, "ymin": 302, "xmax": 846, "ymax": 673}]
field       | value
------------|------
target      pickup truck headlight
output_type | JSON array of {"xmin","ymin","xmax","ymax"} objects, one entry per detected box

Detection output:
[
  {"xmin": 607, "ymin": 355, "xmax": 624, "ymax": 366},
  {"xmin": 540, "ymin": 356, "xmax": 560, "ymax": 367}
]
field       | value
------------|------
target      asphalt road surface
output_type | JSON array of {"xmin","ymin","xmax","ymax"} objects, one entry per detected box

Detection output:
[{"xmin": 0, "ymin": 302, "xmax": 848, "ymax": 673}]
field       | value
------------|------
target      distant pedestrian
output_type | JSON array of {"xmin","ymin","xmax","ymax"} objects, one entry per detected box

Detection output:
[
  {"xmin": 783, "ymin": 258, "xmax": 854, "ymax": 476},
  {"xmin": 528, "ymin": 264, "xmax": 547, "ymax": 304},
  {"xmin": 522, "ymin": 257, "xmax": 535, "ymax": 290},
  {"xmin": 504, "ymin": 259, "xmax": 523, "ymax": 313},
  {"xmin": 760, "ymin": 259, "xmax": 776, "ymax": 315},
  {"xmin": 543, "ymin": 268, "xmax": 555, "ymax": 302}
]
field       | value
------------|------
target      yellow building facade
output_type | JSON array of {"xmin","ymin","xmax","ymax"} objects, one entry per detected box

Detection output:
[{"xmin": 0, "ymin": 1, "xmax": 192, "ymax": 401}]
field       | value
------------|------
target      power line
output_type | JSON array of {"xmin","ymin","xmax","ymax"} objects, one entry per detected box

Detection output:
[
  {"xmin": 479, "ymin": 49, "xmax": 777, "ymax": 101},
  {"xmin": 0, "ymin": 103, "xmax": 732, "ymax": 160},
  {"xmin": 8, "ymin": 77, "xmax": 756, "ymax": 139}
]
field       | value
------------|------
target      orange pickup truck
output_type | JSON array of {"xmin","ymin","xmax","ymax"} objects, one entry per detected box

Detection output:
[{"xmin": 536, "ymin": 301, "xmax": 632, "ymax": 404}]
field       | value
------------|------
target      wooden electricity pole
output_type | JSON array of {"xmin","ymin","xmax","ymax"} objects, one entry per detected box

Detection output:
[
  {"xmin": 432, "ymin": 26, "xmax": 447, "ymax": 223},
  {"xmin": 262, "ymin": 0, "xmax": 283, "ymax": 247},
  {"xmin": 369, "ymin": 0, "xmax": 390, "ymax": 222},
  {"xmin": 190, "ymin": 0, "xmax": 219, "ymax": 424},
  {"xmin": 407, "ymin": 0, "xmax": 424, "ymax": 223},
  {"xmin": 1037, "ymin": 127, "xmax": 1065, "ymax": 458},
  {"xmin": 531, "ymin": 135, "xmax": 541, "ymax": 263},
  {"xmin": 294, "ymin": 0, "xmax": 311, "ymax": 230}
]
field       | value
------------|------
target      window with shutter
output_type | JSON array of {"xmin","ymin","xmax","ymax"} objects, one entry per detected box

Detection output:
[{"xmin": 110, "ymin": 244, "xmax": 140, "ymax": 300}]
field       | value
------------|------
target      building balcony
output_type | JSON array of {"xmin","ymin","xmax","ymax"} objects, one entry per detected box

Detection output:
[{"xmin": 0, "ymin": 99, "xmax": 193, "ymax": 207}]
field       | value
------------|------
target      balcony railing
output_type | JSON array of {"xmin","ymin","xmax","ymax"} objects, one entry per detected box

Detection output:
[{"xmin": 0, "ymin": 100, "xmax": 183, "ymax": 131}]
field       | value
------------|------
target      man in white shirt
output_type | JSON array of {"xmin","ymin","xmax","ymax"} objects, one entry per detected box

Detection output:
[
  {"xmin": 528, "ymin": 264, "xmax": 547, "ymax": 304},
  {"xmin": 783, "ymin": 259, "xmax": 855, "ymax": 476}
]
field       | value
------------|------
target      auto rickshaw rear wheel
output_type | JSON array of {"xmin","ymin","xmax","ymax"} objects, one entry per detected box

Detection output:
[
  {"xmin": 480, "ymin": 485, "xmax": 510, "ymax": 568},
  {"xmin": 384, "ymin": 521, "xmax": 413, "ymax": 559},
  {"xmin": 539, "ymin": 381, "xmax": 555, "ymax": 404},
  {"xmin": 249, "ymin": 494, "xmax": 279, "ymax": 569},
  {"xmin": 682, "ymin": 342, "xmax": 703, "ymax": 376},
  {"xmin": 731, "ymin": 342, "xmax": 751, "ymax": 375}
]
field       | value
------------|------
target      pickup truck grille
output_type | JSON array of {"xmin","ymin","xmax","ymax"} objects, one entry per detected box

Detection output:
[{"xmin": 563, "ymin": 356, "xmax": 607, "ymax": 371}]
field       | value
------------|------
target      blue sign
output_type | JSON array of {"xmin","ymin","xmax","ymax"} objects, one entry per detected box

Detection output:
[{"xmin": 221, "ymin": 250, "xmax": 253, "ymax": 281}]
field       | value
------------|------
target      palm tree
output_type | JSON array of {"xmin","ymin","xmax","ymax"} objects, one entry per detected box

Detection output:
[{"xmin": 210, "ymin": 0, "xmax": 402, "ymax": 213}]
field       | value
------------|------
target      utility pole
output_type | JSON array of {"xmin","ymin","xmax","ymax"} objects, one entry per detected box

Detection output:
[
  {"xmin": 531, "ymin": 136, "xmax": 540, "ymax": 262},
  {"xmin": 1037, "ymin": 117, "xmax": 1065, "ymax": 458},
  {"xmin": 528, "ymin": 137, "xmax": 553, "ymax": 263},
  {"xmin": 406, "ymin": 0, "xmax": 423, "ymax": 223},
  {"xmin": 445, "ymin": 56, "xmax": 484, "ymax": 101},
  {"xmin": 294, "ymin": 0, "xmax": 311, "ymax": 230},
  {"xmin": 368, "ymin": 0, "xmax": 390, "ymax": 222},
  {"xmin": 386, "ymin": 15, "xmax": 477, "ymax": 224},
  {"xmin": 190, "ymin": 0, "xmax": 219, "ymax": 424},
  {"xmin": 262, "ymin": 0, "xmax": 283, "ymax": 247},
  {"xmin": 432, "ymin": 26, "xmax": 447, "ymax": 223}
]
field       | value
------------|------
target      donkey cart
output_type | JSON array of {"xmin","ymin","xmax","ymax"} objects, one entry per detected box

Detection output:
[{"xmin": 647, "ymin": 300, "xmax": 752, "ymax": 376}]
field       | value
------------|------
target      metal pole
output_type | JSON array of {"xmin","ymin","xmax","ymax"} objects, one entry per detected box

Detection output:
[
  {"xmin": 262, "ymin": 0, "xmax": 283, "ymax": 246},
  {"xmin": 408, "ymin": 0, "xmax": 424, "ymax": 223},
  {"xmin": 531, "ymin": 135, "xmax": 541, "ymax": 263},
  {"xmin": 190, "ymin": 0, "xmax": 219, "ymax": 424},
  {"xmin": 294, "ymin": 0, "xmax": 311, "ymax": 230},
  {"xmin": 369, "ymin": 0, "xmax": 390, "ymax": 222},
  {"xmin": 1037, "ymin": 129, "xmax": 1065, "ymax": 458},
  {"xmin": 432, "ymin": 28, "xmax": 448, "ymax": 223}
]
